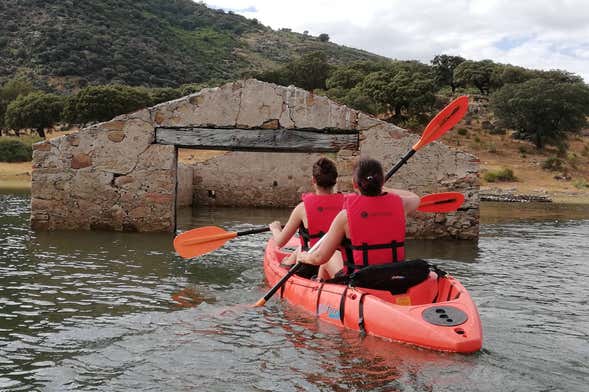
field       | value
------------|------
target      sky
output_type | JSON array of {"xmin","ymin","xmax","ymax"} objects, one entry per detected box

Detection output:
[{"xmin": 205, "ymin": 0, "xmax": 589, "ymax": 82}]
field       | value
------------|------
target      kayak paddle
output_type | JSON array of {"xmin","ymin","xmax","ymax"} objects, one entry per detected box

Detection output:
[
  {"xmin": 418, "ymin": 192, "xmax": 465, "ymax": 213},
  {"xmin": 173, "ymin": 192, "xmax": 464, "ymax": 259},
  {"xmin": 174, "ymin": 226, "xmax": 270, "ymax": 259},
  {"xmin": 385, "ymin": 96, "xmax": 469, "ymax": 181}
]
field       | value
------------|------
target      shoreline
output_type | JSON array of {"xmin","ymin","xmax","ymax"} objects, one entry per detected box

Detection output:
[{"xmin": 3, "ymin": 164, "xmax": 589, "ymax": 205}]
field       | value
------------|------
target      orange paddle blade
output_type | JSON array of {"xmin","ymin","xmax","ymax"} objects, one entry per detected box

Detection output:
[
  {"xmin": 173, "ymin": 226, "xmax": 237, "ymax": 259},
  {"xmin": 412, "ymin": 96, "xmax": 469, "ymax": 151},
  {"xmin": 418, "ymin": 192, "xmax": 465, "ymax": 213}
]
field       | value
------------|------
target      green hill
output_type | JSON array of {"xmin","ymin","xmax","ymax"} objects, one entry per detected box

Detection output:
[{"xmin": 0, "ymin": 0, "xmax": 384, "ymax": 91}]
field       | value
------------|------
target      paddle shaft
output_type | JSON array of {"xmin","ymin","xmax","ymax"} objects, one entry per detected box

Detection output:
[
  {"xmin": 257, "ymin": 263, "xmax": 303, "ymax": 305},
  {"xmin": 254, "ymin": 236, "xmax": 324, "ymax": 307},
  {"xmin": 385, "ymin": 149, "xmax": 416, "ymax": 182},
  {"xmin": 181, "ymin": 227, "xmax": 270, "ymax": 246},
  {"xmin": 384, "ymin": 96, "xmax": 468, "ymax": 182},
  {"xmin": 236, "ymin": 227, "xmax": 270, "ymax": 236}
]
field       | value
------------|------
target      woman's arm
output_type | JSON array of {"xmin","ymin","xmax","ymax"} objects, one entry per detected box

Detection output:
[
  {"xmin": 297, "ymin": 210, "xmax": 347, "ymax": 266},
  {"xmin": 383, "ymin": 186, "xmax": 420, "ymax": 215},
  {"xmin": 269, "ymin": 203, "xmax": 305, "ymax": 248}
]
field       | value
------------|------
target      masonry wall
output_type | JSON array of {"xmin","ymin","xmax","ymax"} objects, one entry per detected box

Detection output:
[{"xmin": 31, "ymin": 79, "xmax": 479, "ymax": 238}]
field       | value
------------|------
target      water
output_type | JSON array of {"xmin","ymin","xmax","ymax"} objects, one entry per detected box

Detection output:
[{"xmin": 1, "ymin": 192, "xmax": 588, "ymax": 391}]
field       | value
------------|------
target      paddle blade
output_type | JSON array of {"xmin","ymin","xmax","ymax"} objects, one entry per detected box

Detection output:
[
  {"xmin": 418, "ymin": 192, "xmax": 465, "ymax": 213},
  {"xmin": 413, "ymin": 96, "xmax": 469, "ymax": 151},
  {"xmin": 173, "ymin": 226, "xmax": 235, "ymax": 259}
]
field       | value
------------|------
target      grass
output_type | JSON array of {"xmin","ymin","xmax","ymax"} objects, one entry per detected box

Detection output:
[{"xmin": 483, "ymin": 167, "xmax": 516, "ymax": 182}]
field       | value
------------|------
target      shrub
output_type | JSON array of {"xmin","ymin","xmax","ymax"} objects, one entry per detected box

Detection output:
[
  {"xmin": 541, "ymin": 157, "xmax": 565, "ymax": 171},
  {"xmin": 567, "ymin": 152, "xmax": 579, "ymax": 169},
  {"xmin": 573, "ymin": 178, "xmax": 589, "ymax": 189},
  {"xmin": 457, "ymin": 128, "xmax": 468, "ymax": 136},
  {"xmin": 582, "ymin": 144, "xmax": 589, "ymax": 157},
  {"xmin": 0, "ymin": 139, "xmax": 33, "ymax": 162},
  {"xmin": 484, "ymin": 167, "xmax": 516, "ymax": 182}
]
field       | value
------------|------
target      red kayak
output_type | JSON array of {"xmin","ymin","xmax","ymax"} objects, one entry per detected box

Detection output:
[{"xmin": 263, "ymin": 238, "xmax": 483, "ymax": 353}]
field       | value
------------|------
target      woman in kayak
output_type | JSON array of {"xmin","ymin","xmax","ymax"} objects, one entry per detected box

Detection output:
[
  {"xmin": 297, "ymin": 157, "xmax": 420, "ymax": 280},
  {"xmin": 269, "ymin": 157, "xmax": 344, "ymax": 267}
]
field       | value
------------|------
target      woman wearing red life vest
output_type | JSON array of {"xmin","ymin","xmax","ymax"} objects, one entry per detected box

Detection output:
[
  {"xmin": 297, "ymin": 157, "xmax": 420, "ymax": 280},
  {"xmin": 269, "ymin": 157, "xmax": 344, "ymax": 266}
]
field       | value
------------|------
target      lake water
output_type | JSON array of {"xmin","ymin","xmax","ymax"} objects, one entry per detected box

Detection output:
[{"xmin": 1, "ymin": 193, "xmax": 588, "ymax": 391}]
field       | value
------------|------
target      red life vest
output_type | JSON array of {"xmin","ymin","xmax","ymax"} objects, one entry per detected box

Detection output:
[
  {"xmin": 342, "ymin": 193, "xmax": 406, "ymax": 273},
  {"xmin": 298, "ymin": 193, "xmax": 344, "ymax": 250}
]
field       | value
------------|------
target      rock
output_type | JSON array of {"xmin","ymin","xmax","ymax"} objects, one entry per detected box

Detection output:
[
  {"xmin": 71, "ymin": 153, "xmax": 92, "ymax": 169},
  {"xmin": 261, "ymin": 119, "xmax": 280, "ymax": 129},
  {"xmin": 67, "ymin": 135, "xmax": 80, "ymax": 146},
  {"xmin": 107, "ymin": 131, "xmax": 126, "ymax": 143},
  {"xmin": 114, "ymin": 175, "xmax": 135, "ymax": 187},
  {"xmin": 33, "ymin": 142, "xmax": 52, "ymax": 151}
]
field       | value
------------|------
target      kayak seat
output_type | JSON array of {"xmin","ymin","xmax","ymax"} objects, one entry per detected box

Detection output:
[
  {"xmin": 355, "ymin": 272, "xmax": 439, "ymax": 306},
  {"xmin": 336, "ymin": 259, "xmax": 430, "ymax": 294}
]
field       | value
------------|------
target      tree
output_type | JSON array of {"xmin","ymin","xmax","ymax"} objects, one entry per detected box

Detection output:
[
  {"xmin": 0, "ymin": 78, "xmax": 34, "ymax": 132},
  {"xmin": 359, "ymin": 65, "xmax": 435, "ymax": 118},
  {"xmin": 5, "ymin": 92, "xmax": 64, "ymax": 138},
  {"xmin": 495, "ymin": 64, "xmax": 535, "ymax": 85},
  {"xmin": 536, "ymin": 69, "xmax": 585, "ymax": 84},
  {"xmin": 490, "ymin": 78, "xmax": 589, "ymax": 150},
  {"xmin": 291, "ymin": 51, "xmax": 332, "ymax": 91},
  {"xmin": 318, "ymin": 33, "xmax": 330, "ymax": 42},
  {"xmin": 255, "ymin": 51, "xmax": 332, "ymax": 90},
  {"xmin": 255, "ymin": 67, "xmax": 292, "ymax": 87},
  {"xmin": 326, "ymin": 67, "xmax": 365, "ymax": 90},
  {"xmin": 62, "ymin": 84, "xmax": 152, "ymax": 125},
  {"xmin": 147, "ymin": 87, "xmax": 183, "ymax": 106},
  {"xmin": 431, "ymin": 54, "xmax": 465, "ymax": 92},
  {"xmin": 454, "ymin": 59, "xmax": 501, "ymax": 94}
]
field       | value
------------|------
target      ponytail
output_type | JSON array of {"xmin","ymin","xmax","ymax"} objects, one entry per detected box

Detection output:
[{"xmin": 354, "ymin": 158, "xmax": 384, "ymax": 196}]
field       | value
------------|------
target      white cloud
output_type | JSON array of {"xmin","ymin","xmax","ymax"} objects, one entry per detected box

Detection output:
[{"xmin": 206, "ymin": 0, "xmax": 589, "ymax": 81}]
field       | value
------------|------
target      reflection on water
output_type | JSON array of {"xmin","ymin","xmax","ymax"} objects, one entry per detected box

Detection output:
[{"xmin": 1, "ymin": 193, "xmax": 588, "ymax": 391}]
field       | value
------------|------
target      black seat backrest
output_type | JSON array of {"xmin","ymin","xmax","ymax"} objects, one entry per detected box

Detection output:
[{"xmin": 334, "ymin": 259, "xmax": 431, "ymax": 294}]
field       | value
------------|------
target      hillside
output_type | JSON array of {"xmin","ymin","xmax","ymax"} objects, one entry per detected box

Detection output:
[
  {"xmin": 0, "ymin": 0, "xmax": 384, "ymax": 91},
  {"xmin": 438, "ymin": 97, "xmax": 589, "ymax": 203}
]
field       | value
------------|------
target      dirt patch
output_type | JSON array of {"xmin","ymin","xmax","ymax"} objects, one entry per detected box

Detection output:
[
  {"xmin": 178, "ymin": 148, "xmax": 227, "ymax": 164},
  {"xmin": 440, "ymin": 119, "xmax": 589, "ymax": 204},
  {"xmin": 0, "ymin": 162, "xmax": 32, "ymax": 190}
]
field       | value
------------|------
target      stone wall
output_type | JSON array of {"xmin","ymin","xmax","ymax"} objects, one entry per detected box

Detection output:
[
  {"xmin": 31, "ymin": 79, "xmax": 479, "ymax": 238},
  {"xmin": 176, "ymin": 163, "xmax": 194, "ymax": 207},
  {"xmin": 31, "ymin": 110, "xmax": 177, "ymax": 232}
]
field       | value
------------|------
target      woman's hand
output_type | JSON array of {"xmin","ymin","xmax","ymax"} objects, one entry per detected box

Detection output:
[
  {"xmin": 269, "ymin": 221, "xmax": 282, "ymax": 231},
  {"xmin": 297, "ymin": 251, "xmax": 312, "ymax": 265}
]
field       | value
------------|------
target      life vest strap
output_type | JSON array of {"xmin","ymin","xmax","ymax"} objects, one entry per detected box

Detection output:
[
  {"xmin": 343, "ymin": 240, "xmax": 405, "ymax": 272},
  {"xmin": 298, "ymin": 224, "xmax": 325, "ymax": 251}
]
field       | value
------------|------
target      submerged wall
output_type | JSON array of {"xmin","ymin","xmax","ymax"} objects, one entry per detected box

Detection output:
[{"xmin": 31, "ymin": 79, "xmax": 479, "ymax": 238}]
